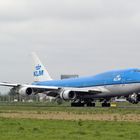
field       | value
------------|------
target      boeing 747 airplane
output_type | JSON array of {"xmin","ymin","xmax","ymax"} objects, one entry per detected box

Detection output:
[{"xmin": 0, "ymin": 53, "xmax": 140, "ymax": 107}]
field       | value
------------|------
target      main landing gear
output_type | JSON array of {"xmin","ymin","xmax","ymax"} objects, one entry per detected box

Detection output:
[
  {"xmin": 71, "ymin": 100, "xmax": 111, "ymax": 107},
  {"xmin": 101, "ymin": 102, "xmax": 111, "ymax": 107},
  {"xmin": 71, "ymin": 102, "xmax": 85, "ymax": 107},
  {"xmin": 71, "ymin": 101, "xmax": 95, "ymax": 107}
]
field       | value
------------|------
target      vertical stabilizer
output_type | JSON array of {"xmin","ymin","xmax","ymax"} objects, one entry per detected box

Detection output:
[{"xmin": 32, "ymin": 52, "xmax": 52, "ymax": 82}]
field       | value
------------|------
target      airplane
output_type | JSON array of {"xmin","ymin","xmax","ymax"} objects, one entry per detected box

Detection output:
[{"xmin": 0, "ymin": 52, "xmax": 140, "ymax": 107}]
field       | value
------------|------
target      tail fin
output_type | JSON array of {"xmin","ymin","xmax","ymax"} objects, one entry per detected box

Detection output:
[{"xmin": 31, "ymin": 52, "xmax": 52, "ymax": 82}]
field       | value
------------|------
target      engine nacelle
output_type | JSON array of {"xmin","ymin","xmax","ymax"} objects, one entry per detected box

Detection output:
[
  {"xmin": 18, "ymin": 87, "xmax": 33, "ymax": 96},
  {"xmin": 127, "ymin": 93, "xmax": 139, "ymax": 104},
  {"xmin": 60, "ymin": 90, "xmax": 76, "ymax": 100}
]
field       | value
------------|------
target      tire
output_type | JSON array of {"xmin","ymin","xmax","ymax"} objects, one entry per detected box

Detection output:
[
  {"xmin": 91, "ymin": 103, "xmax": 95, "ymax": 107},
  {"xmin": 102, "ymin": 103, "xmax": 110, "ymax": 107},
  {"xmin": 71, "ymin": 102, "xmax": 85, "ymax": 107},
  {"xmin": 86, "ymin": 102, "xmax": 95, "ymax": 107},
  {"xmin": 107, "ymin": 103, "xmax": 111, "ymax": 107},
  {"xmin": 87, "ymin": 102, "xmax": 92, "ymax": 107}
]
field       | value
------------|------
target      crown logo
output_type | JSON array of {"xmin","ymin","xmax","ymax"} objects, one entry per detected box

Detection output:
[{"xmin": 35, "ymin": 64, "xmax": 41, "ymax": 70}]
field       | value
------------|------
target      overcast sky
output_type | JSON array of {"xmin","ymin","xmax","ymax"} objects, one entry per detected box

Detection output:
[{"xmin": 0, "ymin": 0, "xmax": 140, "ymax": 90}]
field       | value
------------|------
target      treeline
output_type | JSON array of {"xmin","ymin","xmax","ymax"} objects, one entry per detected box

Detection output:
[{"xmin": 0, "ymin": 94, "xmax": 40, "ymax": 102}]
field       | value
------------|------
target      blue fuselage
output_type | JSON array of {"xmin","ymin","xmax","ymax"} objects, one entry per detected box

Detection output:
[{"xmin": 33, "ymin": 68, "xmax": 140, "ymax": 88}]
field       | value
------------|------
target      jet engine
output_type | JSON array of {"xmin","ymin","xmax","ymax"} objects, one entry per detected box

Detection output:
[
  {"xmin": 60, "ymin": 90, "xmax": 76, "ymax": 100},
  {"xmin": 18, "ymin": 87, "xmax": 33, "ymax": 96},
  {"xmin": 127, "ymin": 93, "xmax": 139, "ymax": 104}
]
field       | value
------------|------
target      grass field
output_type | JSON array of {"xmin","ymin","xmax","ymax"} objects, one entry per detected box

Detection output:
[
  {"xmin": 0, "ymin": 118, "xmax": 140, "ymax": 140},
  {"xmin": 0, "ymin": 102, "xmax": 139, "ymax": 140}
]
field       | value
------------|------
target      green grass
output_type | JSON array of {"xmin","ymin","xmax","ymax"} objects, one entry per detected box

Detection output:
[
  {"xmin": 0, "ymin": 118, "xmax": 139, "ymax": 140},
  {"xmin": 0, "ymin": 103, "xmax": 139, "ymax": 140}
]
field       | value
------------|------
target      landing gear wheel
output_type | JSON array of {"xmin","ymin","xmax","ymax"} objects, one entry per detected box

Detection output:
[
  {"xmin": 71, "ymin": 102, "xmax": 85, "ymax": 107},
  {"xmin": 86, "ymin": 102, "xmax": 95, "ymax": 107},
  {"xmin": 102, "ymin": 102, "xmax": 110, "ymax": 107}
]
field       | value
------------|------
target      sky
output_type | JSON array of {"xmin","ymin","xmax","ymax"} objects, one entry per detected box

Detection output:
[{"xmin": 0, "ymin": 0, "xmax": 140, "ymax": 93}]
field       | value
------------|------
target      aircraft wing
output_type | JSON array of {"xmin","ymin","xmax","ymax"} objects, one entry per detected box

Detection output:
[
  {"xmin": 0, "ymin": 82, "xmax": 106, "ymax": 96},
  {"xmin": 0, "ymin": 82, "xmax": 19, "ymax": 87},
  {"xmin": 0, "ymin": 82, "xmax": 59, "ymax": 91}
]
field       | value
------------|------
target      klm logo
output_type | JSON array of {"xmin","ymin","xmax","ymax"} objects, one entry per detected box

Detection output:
[{"xmin": 34, "ymin": 64, "xmax": 44, "ymax": 77}]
